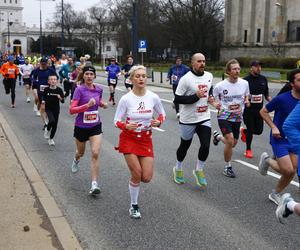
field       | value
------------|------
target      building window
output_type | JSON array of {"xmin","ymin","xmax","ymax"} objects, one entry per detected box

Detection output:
[
  {"xmin": 256, "ymin": 29, "xmax": 261, "ymax": 43},
  {"xmin": 4, "ymin": 0, "xmax": 6, "ymax": 3},
  {"xmin": 106, "ymin": 46, "xmax": 111, "ymax": 51},
  {"xmin": 10, "ymin": 0, "xmax": 12, "ymax": 3},
  {"xmin": 244, "ymin": 30, "xmax": 248, "ymax": 43},
  {"xmin": 107, "ymin": 37, "xmax": 110, "ymax": 42},
  {"xmin": 297, "ymin": 27, "xmax": 300, "ymax": 42},
  {"xmin": 15, "ymin": 0, "xmax": 17, "ymax": 3}
]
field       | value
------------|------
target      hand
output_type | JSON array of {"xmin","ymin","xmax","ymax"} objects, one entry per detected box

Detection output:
[
  {"xmin": 215, "ymin": 102, "xmax": 221, "ymax": 110},
  {"xmin": 100, "ymin": 102, "xmax": 108, "ymax": 109},
  {"xmin": 271, "ymin": 127, "xmax": 282, "ymax": 139},
  {"xmin": 245, "ymin": 101, "xmax": 250, "ymax": 108},
  {"xmin": 87, "ymin": 98, "xmax": 96, "ymax": 107},
  {"xmin": 126, "ymin": 122, "xmax": 139, "ymax": 130},
  {"xmin": 57, "ymin": 94, "xmax": 62, "ymax": 100},
  {"xmin": 151, "ymin": 119, "xmax": 161, "ymax": 127}
]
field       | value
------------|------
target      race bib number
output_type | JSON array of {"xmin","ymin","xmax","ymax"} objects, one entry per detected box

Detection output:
[
  {"xmin": 229, "ymin": 104, "xmax": 241, "ymax": 112},
  {"xmin": 251, "ymin": 94, "xmax": 263, "ymax": 103},
  {"xmin": 110, "ymin": 79, "xmax": 116, "ymax": 84},
  {"xmin": 39, "ymin": 85, "xmax": 47, "ymax": 92},
  {"xmin": 171, "ymin": 75, "xmax": 178, "ymax": 81},
  {"xmin": 196, "ymin": 105, "xmax": 208, "ymax": 113},
  {"xmin": 68, "ymin": 72, "xmax": 72, "ymax": 79},
  {"xmin": 83, "ymin": 111, "xmax": 99, "ymax": 124},
  {"xmin": 8, "ymin": 68, "xmax": 15, "ymax": 74},
  {"xmin": 125, "ymin": 78, "xmax": 132, "ymax": 84}
]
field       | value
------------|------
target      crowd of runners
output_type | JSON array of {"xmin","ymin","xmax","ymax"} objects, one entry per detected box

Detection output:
[{"xmin": 0, "ymin": 51, "xmax": 299, "ymax": 223}]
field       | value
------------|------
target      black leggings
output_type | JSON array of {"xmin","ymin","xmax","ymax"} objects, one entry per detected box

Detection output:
[
  {"xmin": 243, "ymin": 109, "xmax": 263, "ymax": 150},
  {"xmin": 46, "ymin": 110, "xmax": 60, "ymax": 139},
  {"xmin": 172, "ymin": 84, "xmax": 179, "ymax": 113},
  {"xmin": 63, "ymin": 80, "xmax": 72, "ymax": 97},
  {"xmin": 176, "ymin": 125, "xmax": 211, "ymax": 162},
  {"xmin": 3, "ymin": 78, "xmax": 16, "ymax": 105}
]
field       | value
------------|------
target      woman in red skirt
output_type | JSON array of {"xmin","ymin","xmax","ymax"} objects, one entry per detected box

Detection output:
[{"xmin": 114, "ymin": 65, "xmax": 166, "ymax": 219}]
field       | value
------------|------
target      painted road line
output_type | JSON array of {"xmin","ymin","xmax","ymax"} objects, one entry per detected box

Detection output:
[
  {"xmin": 153, "ymin": 127, "xmax": 165, "ymax": 132},
  {"xmin": 234, "ymin": 159, "xmax": 299, "ymax": 187}
]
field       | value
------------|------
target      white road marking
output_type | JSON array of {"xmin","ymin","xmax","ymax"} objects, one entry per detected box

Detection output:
[
  {"xmin": 152, "ymin": 127, "xmax": 165, "ymax": 132},
  {"xmin": 234, "ymin": 159, "xmax": 299, "ymax": 187}
]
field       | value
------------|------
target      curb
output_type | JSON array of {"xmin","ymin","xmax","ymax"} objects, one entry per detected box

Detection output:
[{"xmin": 0, "ymin": 111, "xmax": 82, "ymax": 250}]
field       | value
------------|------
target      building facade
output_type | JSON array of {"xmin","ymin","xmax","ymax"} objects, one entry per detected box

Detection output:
[
  {"xmin": 220, "ymin": 0, "xmax": 300, "ymax": 60},
  {"xmin": 0, "ymin": 0, "xmax": 118, "ymax": 58}
]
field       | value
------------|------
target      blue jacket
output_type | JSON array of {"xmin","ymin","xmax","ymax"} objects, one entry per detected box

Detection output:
[
  {"xmin": 167, "ymin": 64, "xmax": 190, "ymax": 85},
  {"xmin": 59, "ymin": 63, "xmax": 76, "ymax": 80}
]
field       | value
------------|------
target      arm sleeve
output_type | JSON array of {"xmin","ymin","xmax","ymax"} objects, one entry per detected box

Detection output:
[
  {"xmin": 208, "ymin": 86, "xmax": 213, "ymax": 97},
  {"xmin": 59, "ymin": 88, "xmax": 65, "ymax": 104},
  {"xmin": 69, "ymin": 100, "xmax": 89, "ymax": 114},
  {"xmin": 264, "ymin": 79, "xmax": 270, "ymax": 98},
  {"xmin": 174, "ymin": 76, "xmax": 200, "ymax": 104},
  {"xmin": 283, "ymin": 101, "xmax": 300, "ymax": 151},
  {"xmin": 114, "ymin": 97, "xmax": 127, "ymax": 129}
]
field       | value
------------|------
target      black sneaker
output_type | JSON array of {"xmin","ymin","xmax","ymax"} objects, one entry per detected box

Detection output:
[
  {"xmin": 223, "ymin": 166, "xmax": 236, "ymax": 178},
  {"xmin": 129, "ymin": 204, "xmax": 141, "ymax": 219},
  {"xmin": 213, "ymin": 130, "xmax": 220, "ymax": 146}
]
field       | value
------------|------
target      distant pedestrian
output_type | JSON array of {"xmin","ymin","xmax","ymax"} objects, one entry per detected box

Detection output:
[
  {"xmin": 121, "ymin": 55, "xmax": 134, "ymax": 91},
  {"xmin": 106, "ymin": 58, "xmax": 121, "ymax": 105}
]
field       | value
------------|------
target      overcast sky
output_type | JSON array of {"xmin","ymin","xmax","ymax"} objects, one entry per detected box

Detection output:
[{"xmin": 23, "ymin": 0, "xmax": 101, "ymax": 27}]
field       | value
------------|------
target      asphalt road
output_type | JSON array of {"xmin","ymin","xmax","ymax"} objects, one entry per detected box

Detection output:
[{"xmin": 0, "ymin": 77, "xmax": 299, "ymax": 250}]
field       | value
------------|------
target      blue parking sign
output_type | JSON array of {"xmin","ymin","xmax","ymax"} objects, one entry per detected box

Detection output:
[{"xmin": 139, "ymin": 40, "xmax": 147, "ymax": 49}]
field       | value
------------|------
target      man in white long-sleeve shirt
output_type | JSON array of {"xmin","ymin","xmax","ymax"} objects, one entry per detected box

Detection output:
[{"xmin": 20, "ymin": 58, "xmax": 34, "ymax": 103}]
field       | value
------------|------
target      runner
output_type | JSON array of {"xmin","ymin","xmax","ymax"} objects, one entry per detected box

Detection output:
[
  {"xmin": 258, "ymin": 68, "xmax": 300, "ymax": 205},
  {"xmin": 31, "ymin": 57, "xmax": 57, "ymax": 125},
  {"xmin": 69, "ymin": 66, "xmax": 108, "ymax": 195},
  {"xmin": 106, "ymin": 58, "xmax": 121, "ymax": 105},
  {"xmin": 121, "ymin": 55, "xmax": 134, "ymax": 91},
  {"xmin": 42, "ymin": 74, "xmax": 64, "ymax": 146},
  {"xmin": 59, "ymin": 57, "xmax": 76, "ymax": 98},
  {"xmin": 212, "ymin": 59, "xmax": 250, "ymax": 178},
  {"xmin": 0, "ymin": 55, "xmax": 19, "ymax": 108},
  {"xmin": 241, "ymin": 60, "xmax": 271, "ymax": 158},
  {"xmin": 172, "ymin": 53, "xmax": 213, "ymax": 187},
  {"xmin": 20, "ymin": 58, "xmax": 34, "ymax": 103},
  {"xmin": 167, "ymin": 56, "xmax": 190, "ymax": 119},
  {"xmin": 17, "ymin": 53, "xmax": 25, "ymax": 86},
  {"xmin": 114, "ymin": 65, "xmax": 166, "ymax": 219}
]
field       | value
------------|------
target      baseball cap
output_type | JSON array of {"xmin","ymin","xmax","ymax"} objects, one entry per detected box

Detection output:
[
  {"xmin": 250, "ymin": 60, "xmax": 262, "ymax": 67},
  {"xmin": 40, "ymin": 57, "xmax": 48, "ymax": 64},
  {"xmin": 7, "ymin": 55, "xmax": 14, "ymax": 61}
]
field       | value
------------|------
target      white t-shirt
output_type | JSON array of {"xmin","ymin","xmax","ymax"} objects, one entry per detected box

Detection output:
[
  {"xmin": 175, "ymin": 71, "xmax": 213, "ymax": 124},
  {"xmin": 20, "ymin": 64, "xmax": 34, "ymax": 78},
  {"xmin": 213, "ymin": 78, "xmax": 249, "ymax": 122},
  {"xmin": 114, "ymin": 90, "xmax": 166, "ymax": 133}
]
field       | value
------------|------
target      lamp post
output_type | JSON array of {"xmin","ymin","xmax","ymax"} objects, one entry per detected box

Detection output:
[
  {"xmin": 131, "ymin": 0, "xmax": 138, "ymax": 61},
  {"xmin": 6, "ymin": 12, "xmax": 12, "ymax": 53},
  {"xmin": 61, "ymin": 0, "xmax": 64, "ymax": 51},
  {"xmin": 37, "ymin": 0, "xmax": 55, "ymax": 56}
]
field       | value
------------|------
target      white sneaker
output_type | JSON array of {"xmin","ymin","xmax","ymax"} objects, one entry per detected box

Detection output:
[
  {"xmin": 71, "ymin": 158, "xmax": 79, "ymax": 173},
  {"xmin": 89, "ymin": 182, "xmax": 101, "ymax": 195},
  {"xmin": 48, "ymin": 139, "xmax": 55, "ymax": 146},
  {"xmin": 36, "ymin": 110, "xmax": 41, "ymax": 116},
  {"xmin": 176, "ymin": 113, "xmax": 180, "ymax": 119},
  {"xmin": 44, "ymin": 129, "xmax": 50, "ymax": 139},
  {"xmin": 33, "ymin": 104, "xmax": 37, "ymax": 112},
  {"xmin": 269, "ymin": 190, "xmax": 281, "ymax": 205},
  {"xmin": 129, "ymin": 204, "xmax": 141, "ymax": 219},
  {"xmin": 26, "ymin": 97, "xmax": 31, "ymax": 103},
  {"xmin": 276, "ymin": 193, "xmax": 294, "ymax": 224},
  {"xmin": 258, "ymin": 152, "xmax": 270, "ymax": 176}
]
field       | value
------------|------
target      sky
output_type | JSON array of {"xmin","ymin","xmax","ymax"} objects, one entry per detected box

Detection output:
[{"xmin": 23, "ymin": 0, "xmax": 101, "ymax": 27}]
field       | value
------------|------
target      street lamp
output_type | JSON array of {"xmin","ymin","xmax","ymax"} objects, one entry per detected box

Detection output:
[
  {"xmin": 37, "ymin": 0, "xmax": 55, "ymax": 56},
  {"xmin": 61, "ymin": 0, "xmax": 64, "ymax": 51},
  {"xmin": 131, "ymin": 0, "xmax": 138, "ymax": 61}
]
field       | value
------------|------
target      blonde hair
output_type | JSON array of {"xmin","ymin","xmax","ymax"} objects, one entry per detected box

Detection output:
[
  {"xmin": 225, "ymin": 59, "xmax": 240, "ymax": 74},
  {"xmin": 128, "ymin": 65, "xmax": 147, "ymax": 80}
]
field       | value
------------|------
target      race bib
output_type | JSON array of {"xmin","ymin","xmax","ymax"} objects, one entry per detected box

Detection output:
[
  {"xmin": 83, "ymin": 111, "xmax": 99, "ymax": 124},
  {"xmin": 229, "ymin": 104, "xmax": 241, "ymax": 112},
  {"xmin": 251, "ymin": 94, "xmax": 263, "ymax": 103},
  {"xmin": 110, "ymin": 79, "xmax": 116, "ymax": 84},
  {"xmin": 68, "ymin": 72, "xmax": 71, "ymax": 79},
  {"xmin": 8, "ymin": 68, "xmax": 15, "ymax": 74},
  {"xmin": 125, "ymin": 78, "xmax": 132, "ymax": 84},
  {"xmin": 171, "ymin": 75, "xmax": 178, "ymax": 81},
  {"xmin": 39, "ymin": 85, "xmax": 47, "ymax": 92},
  {"xmin": 196, "ymin": 105, "xmax": 208, "ymax": 113}
]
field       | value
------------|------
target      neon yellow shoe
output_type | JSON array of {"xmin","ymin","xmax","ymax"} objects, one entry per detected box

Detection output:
[
  {"xmin": 173, "ymin": 167, "xmax": 185, "ymax": 184},
  {"xmin": 193, "ymin": 170, "xmax": 207, "ymax": 187}
]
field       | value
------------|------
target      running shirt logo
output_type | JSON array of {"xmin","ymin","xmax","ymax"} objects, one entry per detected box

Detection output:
[
  {"xmin": 223, "ymin": 89, "xmax": 228, "ymax": 95},
  {"xmin": 251, "ymin": 94, "xmax": 263, "ymax": 103},
  {"xmin": 196, "ymin": 105, "xmax": 208, "ymax": 113},
  {"xmin": 83, "ymin": 111, "xmax": 99, "ymax": 123}
]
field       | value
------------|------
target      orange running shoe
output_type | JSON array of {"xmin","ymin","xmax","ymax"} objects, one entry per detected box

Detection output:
[{"xmin": 240, "ymin": 127, "xmax": 247, "ymax": 143}]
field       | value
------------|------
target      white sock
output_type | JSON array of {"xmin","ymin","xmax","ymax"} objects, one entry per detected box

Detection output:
[
  {"xmin": 287, "ymin": 200, "xmax": 297, "ymax": 212},
  {"xmin": 129, "ymin": 181, "xmax": 140, "ymax": 205},
  {"xmin": 91, "ymin": 181, "xmax": 98, "ymax": 187},
  {"xmin": 175, "ymin": 161, "xmax": 183, "ymax": 170},
  {"xmin": 196, "ymin": 160, "xmax": 205, "ymax": 171},
  {"xmin": 225, "ymin": 161, "xmax": 231, "ymax": 168}
]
